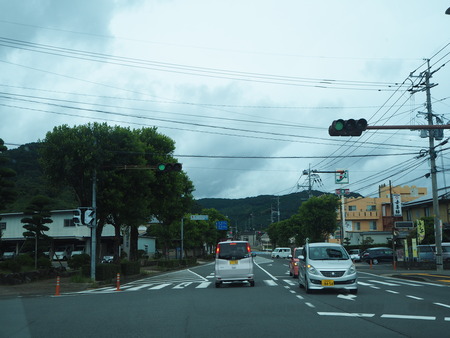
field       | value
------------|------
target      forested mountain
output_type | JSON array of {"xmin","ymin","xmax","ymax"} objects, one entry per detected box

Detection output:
[{"xmin": 2, "ymin": 143, "xmax": 361, "ymax": 230}]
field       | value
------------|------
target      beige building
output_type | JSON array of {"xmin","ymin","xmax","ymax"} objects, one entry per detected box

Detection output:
[{"xmin": 331, "ymin": 185, "xmax": 427, "ymax": 245}]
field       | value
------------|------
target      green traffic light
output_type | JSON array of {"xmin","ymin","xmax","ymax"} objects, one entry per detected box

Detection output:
[
  {"xmin": 158, "ymin": 164, "xmax": 166, "ymax": 171},
  {"xmin": 335, "ymin": 120, "xmax": 344, "ymax": 131}
]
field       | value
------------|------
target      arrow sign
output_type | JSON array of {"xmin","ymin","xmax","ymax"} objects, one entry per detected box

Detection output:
[{"xmin": 337, "ymin": 294, "xmax": 357, "ymax": 301}]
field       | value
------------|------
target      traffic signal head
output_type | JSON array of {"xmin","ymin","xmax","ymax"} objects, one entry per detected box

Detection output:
[
  {"xmin": 73, "ymin": 209, "xmax": 82, "ymax": 226},
  {"xmin": 328, "ymin": 118, "xmax": 368, "ymax": 136},
  {"xmin": 157, "ymin": 163, "xmax": 182, "ymax": 172}
]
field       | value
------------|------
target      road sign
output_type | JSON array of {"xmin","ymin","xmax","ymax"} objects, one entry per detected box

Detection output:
[
  {"xmin": 216, "ymin": 221, "xmax": 228, "ymax": 230},
  {"xmin": 335, "ymin": 170, "xmax": 349, "ymax": 184},
  {"xmin": 392, "ymin": 194, "xmax": 402, "ymax": 217},
  {"xmin": 335, "ymin": 189, "xmax": 350, "ymax": 195},
  {"xmin": 190, "ymin": 214, "xmax": 209, "ymax": 221}
]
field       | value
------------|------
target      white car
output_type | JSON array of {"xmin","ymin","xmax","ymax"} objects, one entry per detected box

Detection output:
[
  {"xmin": 271, "ymin": 247, "xmax": 291, "ymax": 259},
  {"xmin": 348, "ymin": 249, "xmax": 361, "ymax": 262},
  {"xmin": 298, "ymin": 242, "xmax": 358, "ymax": 294},
  {"xmin": 215, "ymin": 240, "xmax": 255, "ymax": 288}
]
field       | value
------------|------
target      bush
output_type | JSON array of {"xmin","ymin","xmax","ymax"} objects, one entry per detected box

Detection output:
[
  {"xmin": 0, "ymin": 259, "xmax": 21, "ymax": 273},
  {"xmin": 68, "ymin": 253, "xmax": 91, "ymax": 270},
  {"xmin": 37, "ymin": 257, "xmax": 52, "ymax": 269},
  {"xmin": 120, "ymin": 260, "xmax": 141, "ymax": 275},
  {"xmin": 16, "ymin": 254, "xmax": 34, "ymax": 267},
  {"xmin": 96, "ymin": 263, "xmax": 120, "ymax": 281}
]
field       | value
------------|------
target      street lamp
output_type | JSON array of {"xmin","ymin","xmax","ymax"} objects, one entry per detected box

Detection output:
[{"xmin": 446, "ymin": 7, "xmax": 450, "ymax": 15}]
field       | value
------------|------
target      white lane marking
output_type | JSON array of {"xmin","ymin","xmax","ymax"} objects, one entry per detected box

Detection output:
[
  {"xmin": 149, "ymin": 283, "xmax": 171, "ymax": 290},
  {"xmin": 283, "ymin": 279, "xmax": 297, "ymax": 286},
  {"xmin": 187, "ymin": 269, "xmax": 209, "ymax": 282},
  {"xmin": 386, "ymin": 290, "xmax": 399, "ymax": 294},
  {"xmin": 254, "ymin": 261, "xmax": 278, "ymax": 280},
  {"xmin": 196, "ymin": 282, "xmax": 211, "ymax": 289},
  {"xmin": 296, "ymin": 295, "xmax": 304, "ymax": 300},
  {"xmin": 445, "ymin": 317, "xmax": 450, "ymax": 321},
  {"xmin": 381, "ymin": 314, "xmax": 435, "ymax": 321},
  {"xmin": 318, "ymin": 312, "xmax": 374, "ymax": 318},
  {"xmin": 173, "ymin": 282, "xmax": 193, "ymax": 289},
  {"xmin": 406, "ymin": 295, "xmax": 423, "ymax": 300},
  {"xmin": 305, "ymin": 302, "xmax": 315, "ymax": 308},
  {"xmin": 434, "ymin": 302, "xmax": 450, "ymax": 309},
  {"xmin": 368, "ymin": 280, "xmax": 400, "ymax": 286},
  {"xmin": 126, "ymin": 283, "xmax": 154, "ymax": 291},
  {"xmin": 263, "ymin": 280, "xmax": 278, "ymax": 286}
]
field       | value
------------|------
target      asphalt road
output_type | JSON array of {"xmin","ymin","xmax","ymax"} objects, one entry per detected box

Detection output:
[{"xmin": 1, "ymin": 254, "xmax": 450, "ymax": 337}]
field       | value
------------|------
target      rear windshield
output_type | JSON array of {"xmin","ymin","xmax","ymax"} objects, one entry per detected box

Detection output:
[
  {"xmin": 217, "ymin": 243, "xmax": 250, "ymax": 260},
  {"xmin": 308, "ymin": 246, "xmax": 349, "ymax": 260}
]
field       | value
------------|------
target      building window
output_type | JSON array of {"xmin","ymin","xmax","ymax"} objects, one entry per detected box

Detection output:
[
  {"xmin": 367, "ymin": 205, "xmax": 377, "ymax": 211},
  {"xmin": 354, "ymin": 222, "xmax": 361, "ymax": 231},
  {"xmin": 64, "ymin": 219, "xmax": 75, "ymax": 227},
  {"xmin": 424, "ymin": 207, "xmax": 430, "ymax": 217},
  {"xmin": 369, "ymin": 221, "xmax": 377, "ymax": 230},
  {"xmin": 0, "ymin": 222, "xmax": 6, "ymax": 230},
  {"xmin": 348, "ymin": 205, "xmax": 356, "ymax": 211}
]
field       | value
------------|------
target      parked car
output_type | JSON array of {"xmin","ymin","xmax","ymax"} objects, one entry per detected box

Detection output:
[
  {"xmin": 298, "ymin": 242, "xmax": 357, "ymax": 294},
  {"xmin": 215, "ymin": 240, "xmax": 255, "ymax": 288},
  {"xmin": 430, "ymin": 243, "xmax": 450, "ymax": 262},
  {"xmin": 417, "ymin": 245, "xmax": 435, "ymax": 262},
  {"xmin": 70, "ymin": 245, "xmax": 86, "ymax": 258},
  {"xmin": 1, "ymin": 250, "xmax": 16, "ymax": 260},
  {"xmin": 271, "ymin": 247, "xmax": 291, "ymax": 259},
  {"xmin": 101, "ymin": 255, "xmax": 114, "ymax": 263},
  {"xmin": 361, "ymin": 247, "xmax": 394, "ymax": 264},
  {"xmin": 52, "ymin": 246, "xmax": 71, "ymax": 260},
  {"xmin": 348, "ymin": 249, "xmax": 361, "ymax": 262},
  {"xmin": 289, "ymin": 247, "xmax": 303, "ymax": 278}
]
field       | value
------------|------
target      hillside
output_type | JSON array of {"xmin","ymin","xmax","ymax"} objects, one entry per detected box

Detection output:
[{"xmin": 2, "ymin": 143, "xmax": 361, "ymax": 230}]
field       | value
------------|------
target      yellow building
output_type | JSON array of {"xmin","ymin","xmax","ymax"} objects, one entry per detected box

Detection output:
[{"xmin": 331, "ymin": 185, "xmax": 427, "ymax": 245}]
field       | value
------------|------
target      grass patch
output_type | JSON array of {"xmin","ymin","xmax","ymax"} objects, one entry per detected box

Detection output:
[{"xmin": 70, "ymin": 274, "xmax": 93, "ymax": 284}]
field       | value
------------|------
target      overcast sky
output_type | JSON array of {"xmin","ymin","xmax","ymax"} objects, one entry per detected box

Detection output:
[{"xmin": 1, "ymin": 1, "xmax": 450, "ymax": 200}]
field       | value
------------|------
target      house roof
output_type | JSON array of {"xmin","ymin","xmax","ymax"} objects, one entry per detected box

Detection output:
[{"xmin": 402, "ymin": 191, "xmax": 450, "ymax": 208}]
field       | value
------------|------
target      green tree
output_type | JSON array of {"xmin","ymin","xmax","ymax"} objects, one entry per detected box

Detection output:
[
  {"xmin": 40, "ymin": 123, "xmax": 193, "ymax": 262},
  {"xmin": 0, "ymin": 138, "xmax": 16, "ymax": 214},
  {"xmin": 297, "ymin": 195, "xmax": 339, "ymax": 242},
  {"xmin": 21, "ymin": 195, "xmax": 53, "ymax": 268}
]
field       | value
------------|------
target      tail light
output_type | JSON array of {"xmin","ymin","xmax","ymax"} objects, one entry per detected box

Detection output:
[{"xmin": 247, "ymin": 243, "xmax": 251, "ymax": 253}]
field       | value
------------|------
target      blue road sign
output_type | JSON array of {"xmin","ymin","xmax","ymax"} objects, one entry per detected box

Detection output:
[{"xmin": 216, "ymin": 221, "xmax": 228, "ymax": 231}]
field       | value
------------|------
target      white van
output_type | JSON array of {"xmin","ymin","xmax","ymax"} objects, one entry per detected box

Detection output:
[
  {"xmin": 215, "ymin": 241, "xmax": 255, "ymax": 288},
  {"xmin": 271, "ymin": 247, "xmax": 291, "ymax": 259}
]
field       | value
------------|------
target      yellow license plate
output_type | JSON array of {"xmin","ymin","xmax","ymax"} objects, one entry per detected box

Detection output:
[
  {"xmin": 322, "ymin": 280, "xmax": 334, "ymax": 286},
  {"xmin": 230, "ymin": 260, "xmax": 238, "ymax": 265}
]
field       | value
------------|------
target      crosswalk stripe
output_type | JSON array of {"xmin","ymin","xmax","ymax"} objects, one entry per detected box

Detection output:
[
  {"xmin": 127, "ymin": 283, "xmax": 154, "ymax": 291},
  {"xmin": 149, "ymin": 283, "xmax": 171, "ymax": 290},
  {"xmin": 264, "ymin": 280, "xmax": 278, "ymax": 286},
  {"xmin": 196, "ymin": 282, "xmax": 211, "ymax": 288}
]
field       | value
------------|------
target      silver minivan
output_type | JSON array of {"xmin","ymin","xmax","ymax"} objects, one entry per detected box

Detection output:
[
  {"xmin": 298, "ymin": 242, "xmax": 358, "ymax": 294},
  {"xmin": 215, "ymin": 241, "xmax": 255, "ymax": 288}
]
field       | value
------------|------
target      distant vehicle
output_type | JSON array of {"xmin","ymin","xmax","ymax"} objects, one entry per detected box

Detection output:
[
  {"xmin": 101, "ymin": 255, "xmax": 114, "ymax": 263},
  {"xmin": 298, "ymin": 242, "xmax": 357, "ymax": 294},
  {"xmin": 430, "ymin": 243, "xmax": 450, "ymax": 262},
  {"xmin": 348, "ymin": 249, "xmax": 361, "ymax": 262},
  {"xmin": 214, "ymin": 240, "xmax": 255, "ymax": 288},
  {"xmin": 271, "ymin": 247, "xmax": 291, "ymax": 259},
  {"xmin": 361, "ymin": 247, "xmax": 394, "ymax": 264},
  {"xmin": 288, "ymin": 247, "xmax": 303, "ymax": 278},
  {"xmin": 52, "ymin": 246, "xmax": 71, "ymax": 261},
  {"xmin": 1, "ymin": 250, "xmax": 16, "ymax": 260},
  {"xmin": 71, "ymin": 245, "xmax": 86, "ymax": 258},
  {"xmin": 417, "ymin": 245, "xmax": 434, "ymax": 262}
]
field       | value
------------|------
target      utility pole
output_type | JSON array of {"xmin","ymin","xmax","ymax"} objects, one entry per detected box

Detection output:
[
  {"xmin": 90, "ymin": 169, "xmax": 97, "ymax": 280},
  {"xmin": 424, "ymin": 59, "xmax": 443, "ymax": 272}
]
